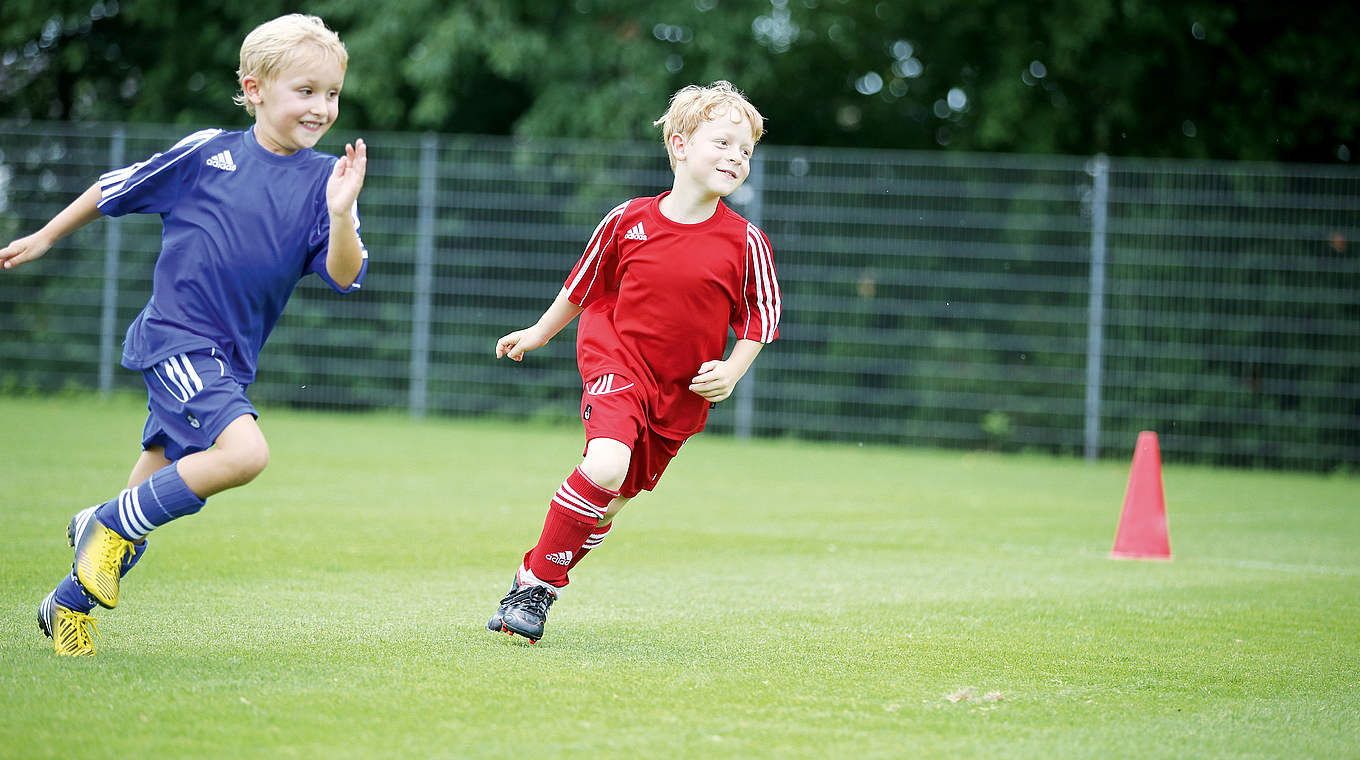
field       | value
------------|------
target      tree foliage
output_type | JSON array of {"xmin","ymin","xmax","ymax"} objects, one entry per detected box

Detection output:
[{"xmin": 2, "ymin": 0, "xmax": 1355, "ymax": 161}]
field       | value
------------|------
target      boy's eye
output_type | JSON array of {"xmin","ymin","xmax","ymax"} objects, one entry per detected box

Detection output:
[{"xmin": 299, "ymin": 88, "xmax": 312, "ymax": 96}]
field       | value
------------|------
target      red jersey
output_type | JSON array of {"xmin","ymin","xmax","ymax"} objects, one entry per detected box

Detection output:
[{"xmin": 564, "ymin": 193, "xmax": 781, "ymax": 438}]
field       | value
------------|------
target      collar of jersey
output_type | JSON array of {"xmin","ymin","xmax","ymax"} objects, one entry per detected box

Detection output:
[
  {"xmin": 243, "ymin": 126, "xmax": 316, "ymax": 165},
  {"xmin": 648, "ymin": 192, "xmax": 731, "ymax": 231}
]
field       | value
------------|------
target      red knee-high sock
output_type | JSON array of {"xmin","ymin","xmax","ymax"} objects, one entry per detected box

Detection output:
[
  {"xmin": 566, "ymin": 520, "xmax": 614, "ymax": 573},
  {"xmin": 523, "ymin": 467, "xmax": 618, "ymax": 587}
]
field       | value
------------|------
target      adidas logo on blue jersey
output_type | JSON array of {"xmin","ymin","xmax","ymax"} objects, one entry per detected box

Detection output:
[{"xmin": 206, "ymin": 150, "xmax": 236, "ymax": 172}]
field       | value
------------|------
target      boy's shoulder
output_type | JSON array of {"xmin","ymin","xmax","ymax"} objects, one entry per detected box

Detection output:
[
  {"xmin": 617, "ymin": 195, "xmax": 760, "ymax": 235},
  {"xmin": 170, "ymin": 127, "xmax": 231, "ymax": 151},
  {"xmin": 167, "ymin": 128, "xmax": 338, "ymax": 171},
  {"xmin": 712, "ymin": 201, "xmax": 755, "ymax": 230}
]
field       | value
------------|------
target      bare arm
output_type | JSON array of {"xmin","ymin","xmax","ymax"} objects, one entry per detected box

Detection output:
[
  {"xmin": 689, "ymin": 338, "xmax": 765, "ymax": 402},
  {"xmin": 0, "ymin": 183, "xmax": 104, "ymax": 270},
  {"xmin": 495, "ymin": 287, "xmax": 586, "ymax": 361},
  {"xmin": 324, "ymin": 140, "xmax": 368, "ymax": 289}
]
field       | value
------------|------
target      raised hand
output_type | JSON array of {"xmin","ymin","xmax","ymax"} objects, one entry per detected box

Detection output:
[{"xmin": 326, "ymin": 138, "xmax": 368, "ymax": 216}]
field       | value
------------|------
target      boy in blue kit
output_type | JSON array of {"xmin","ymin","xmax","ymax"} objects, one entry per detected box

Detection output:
[{"xmin": 1, "ymin": 14, "xmax": 369, "ymax": 656}]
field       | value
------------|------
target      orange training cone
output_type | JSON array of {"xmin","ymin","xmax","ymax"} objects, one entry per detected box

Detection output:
[{"xmin": 1109, "ymin": 430, "xmax": 1172, "ymax": 560}]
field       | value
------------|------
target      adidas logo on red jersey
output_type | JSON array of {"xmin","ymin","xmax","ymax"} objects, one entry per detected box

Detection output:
[
  {"xmin": 545, "ymin": 550, "xmax": 573, "ymax": 566},
  {"xmin": 623, "ymin": 222, "xmax": 647, "ymax": 241}
]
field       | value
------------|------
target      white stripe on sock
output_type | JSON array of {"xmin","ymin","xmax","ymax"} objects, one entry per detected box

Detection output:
[
  {"xmin": 552, "ymin": 494, "xmax": 602, "ymax": 521},
  {"xmin": 118, "ymin": 489, "xmax": 151, "ymax": 538},
  {"xmin": 556, "ymin": 483, "xmax": 605, "ymax": 519},
  {"xmin": 128, "ymin": 485, "xmax": 154, "ymax": 535}
]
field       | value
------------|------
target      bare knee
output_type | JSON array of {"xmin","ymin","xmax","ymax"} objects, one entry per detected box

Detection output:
[
  {"xmin": 211, "ymin": 417, "xmax": 270, "ymax": 489},
  {"xmin": 231, "ymin": 438, "xmax": 270, "ymax": 485},
  {"xmin": 580, "ymin": 438, "xmax": 631, "ymax": 492},
  {"xmin": 580, "ymin": 458, "xmax": 626, "ymax": 491}
]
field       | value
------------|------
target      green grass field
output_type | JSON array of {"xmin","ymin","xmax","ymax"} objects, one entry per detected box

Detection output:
[{"xmin": 1, "ymin": 394, "xmax": 1356, "ymax": 759}]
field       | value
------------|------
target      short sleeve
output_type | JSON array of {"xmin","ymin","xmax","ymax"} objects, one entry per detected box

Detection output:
[
  {"xmin": 96, "ymin": 129, "xmax": 224, "ymax": 217},
  {"xmin": 731, "ymin": 224, "xmax": 781, "ymax": 343},
  {"xmin": 563, "ymin": 201, "xmax": 630, "ymax": 306},
  {"xmin": 306, "ymin": 194, "xmax": 369, "ymax": 294}
]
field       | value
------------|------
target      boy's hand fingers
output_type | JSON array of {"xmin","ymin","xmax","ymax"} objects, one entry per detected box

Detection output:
[
  {"xmin": 349, "ymin": 140, "xmax": 367, "ymax": 175},
  {"xmin": 2, "ymin": 241, "xmax": 45, "ymax": 269},
  {"xmin": 496, "ymin": 333, "xmax": 522, "ymax": 359}
]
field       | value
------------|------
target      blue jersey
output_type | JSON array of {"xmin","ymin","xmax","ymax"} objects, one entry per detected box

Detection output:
[{"xmin": 97, "ymin": 127, "xmax": 368, "ymax": 385}]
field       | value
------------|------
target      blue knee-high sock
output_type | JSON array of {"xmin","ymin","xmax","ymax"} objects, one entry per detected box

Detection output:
[
  {"xmin": 94, "ymin": 463, "xmax": 205, "ymax": 541},
  {"xmin": 53, "ymin": 541, "xmax": 149, "ymax": 612}
]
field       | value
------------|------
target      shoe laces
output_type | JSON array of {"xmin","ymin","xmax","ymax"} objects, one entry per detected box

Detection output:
[
  {"xmin": 60, "ymin": 610, "xmax": 100, "ymax": 653},
  {"xmin": 97, "ymin": 539, "xmax": 135, "ymax": 576},
  {"xmin": 503, "ymin": 585, "xmax": 557, "ymax": 617}
]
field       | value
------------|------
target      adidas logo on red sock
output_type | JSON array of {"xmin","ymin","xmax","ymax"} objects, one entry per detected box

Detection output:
[{"xmin": 545, "ymin": 550, "xmax": 573, "ymax": 566}]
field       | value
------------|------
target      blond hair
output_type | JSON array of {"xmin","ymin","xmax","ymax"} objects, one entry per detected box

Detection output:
[
  {"xmin": 653, "ymin": 81, "xmax": 765, "ymax": 169},
  {"xmin": 233, "ymin": 14, "xmax": 348, "ymax": 115}
]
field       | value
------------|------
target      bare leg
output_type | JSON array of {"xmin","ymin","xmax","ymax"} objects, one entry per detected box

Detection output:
[
  {"xmin": 598, "ymin": 495, "xmax": 631, "ymax": 527},
  {"xmin": 174, "ymin": 414, "xmax": 270, "ymax": 498},
  {"xmin": 126, "ymin": 447, "xmax": 171, "ymax": 488}
]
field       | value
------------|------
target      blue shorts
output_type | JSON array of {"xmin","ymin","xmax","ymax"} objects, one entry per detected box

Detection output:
[{"xmin": 140, "ymin": 349, "xmax": 257, "ymax": 461}]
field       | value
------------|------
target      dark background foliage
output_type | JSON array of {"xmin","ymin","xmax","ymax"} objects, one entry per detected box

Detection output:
[{"xmin": 3, "ymin": 0, "xmax": 1355, "ymax": 162}]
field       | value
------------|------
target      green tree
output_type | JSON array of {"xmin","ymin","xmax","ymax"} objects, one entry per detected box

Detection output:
[{"xmin": 2, "ymin": 0, "xmax": 1355, "ymax": 160}]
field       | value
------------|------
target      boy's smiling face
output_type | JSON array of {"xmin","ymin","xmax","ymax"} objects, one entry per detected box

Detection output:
[
  {"xmin": 245, "ymin": 51, "xmax": 345, "ymax": 155},
  {"xmin": 672, "ymin": 108, "xmax": 756, "ymax": 199}
]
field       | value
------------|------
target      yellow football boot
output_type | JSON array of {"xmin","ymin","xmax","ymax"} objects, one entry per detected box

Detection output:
[
  {"xmin": 73, "ymin": 518, "xmax": 135, "ymax": 609},
  {"xmin": 38, "ymin": 592, "xmax": 99, "ymax": 656}
]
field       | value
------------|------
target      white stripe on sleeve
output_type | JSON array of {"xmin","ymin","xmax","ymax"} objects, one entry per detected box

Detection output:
[
  {"xmin": 744, "ymin": 225, "xmax": 780, "ymax": 343},
  {"xmin": 564, "ymin": 201, "xmax": 629, "ymax": 298},
  {"xmin": 98, "ymin": 128, "xmax": 223, "ymax": 207}
]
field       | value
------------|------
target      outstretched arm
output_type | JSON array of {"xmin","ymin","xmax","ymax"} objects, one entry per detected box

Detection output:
[
  {"xmin": 689, "ymin": 339, "xmax": 764, "ymax": 402},
  {"xmin": 495, "ymin": 288, "xmax": 585, "ymax": 361},
  {"xmin": 0, "ymin": 183, "xmax": 104, "ymax": 270},
  {"xmin": 325, "ymin": 139, "xmax": 368, "ymax": 289}
]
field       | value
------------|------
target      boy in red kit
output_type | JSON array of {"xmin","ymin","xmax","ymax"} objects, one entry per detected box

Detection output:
[{"xmin": 486, "ymin": 81, "xmax": 781, "ymax": 643}]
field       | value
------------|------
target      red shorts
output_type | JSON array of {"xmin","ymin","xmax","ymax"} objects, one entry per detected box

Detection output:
[{"xmin": 580, "ymin": 373, "xmax": 686, "ymax": 498}]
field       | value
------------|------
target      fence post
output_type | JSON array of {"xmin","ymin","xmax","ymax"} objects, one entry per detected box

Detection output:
[
  {"xmin": 1084, "ymin": 154, "xmax": 1109, "ymax": 461},
  {"xmin": 733, "ymin": 152, "xmax": 765, "ymax": 440},
  {"xmin": 99, "ymin": 126, "xmax": 125, "ymax": 396},
  {"xmin": 409, "ymin": 133, "xmax": 436, "ymax": 418}
]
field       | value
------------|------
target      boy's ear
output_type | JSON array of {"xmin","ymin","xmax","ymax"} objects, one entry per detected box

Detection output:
[
  {"xmin": 669, "ymin": 132, "xmax": 687, "ymax": 163},
  {"xmin": 241, "ymin": 75, "xmax": 264, "ymax": 106}
]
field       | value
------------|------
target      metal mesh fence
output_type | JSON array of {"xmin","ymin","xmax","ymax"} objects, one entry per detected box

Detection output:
[{"xmin": 2, "ymin": 121, "xmax": 1356, "ymax": 470}]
